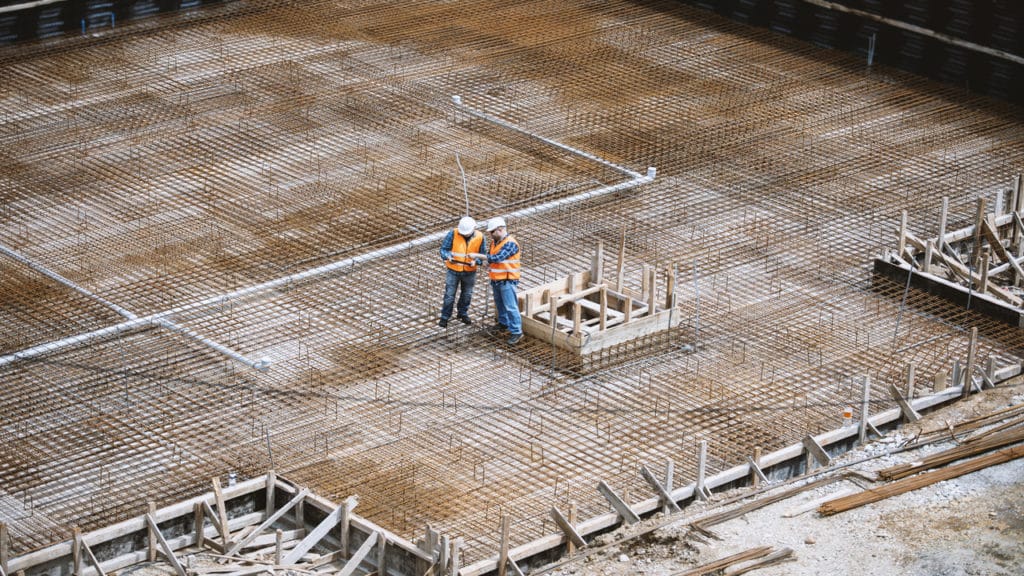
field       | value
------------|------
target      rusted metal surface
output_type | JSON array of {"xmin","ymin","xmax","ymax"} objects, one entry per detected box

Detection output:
[{"xmin": 1, "ymin": 0, "xmax": 1023, "ymax": 566}]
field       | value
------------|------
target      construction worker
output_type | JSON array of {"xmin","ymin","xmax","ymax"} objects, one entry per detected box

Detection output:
[
  {"xmin": 438, "ymin": 216, "xmax": 486, "ymax": 328},
  {"xmin": 470, "ymin": 217, "xmax": 523, "ymax": 345}
]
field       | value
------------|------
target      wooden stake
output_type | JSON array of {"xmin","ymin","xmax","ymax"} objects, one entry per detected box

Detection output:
[
  {"xmin": 963, "ymin": 327, "xmax": 978, "ymax": 399},
  {"xmin": 337, "ymin": 531, "xmax": 378, "ymax": 576},
  {"xmin": 906, "ymin": 363, "xmax": 916, "ymax": 400},
  {"xmin": 664, "ymin": 266, "xmax": 675, "ymax": 310},
  {"xmin": 193, "ymin": 502, "xmax": 205, "ymax": 550},
  {"xmin": 802, "ymin": 436, "xmax": 831, "ymax": 469},
  {"xmin": 663, "ymin": 460, "xmax": 675, "ymax": 515},
  {"xmin": 0, "ymin": 522, "xmax": 9, "ymax": 575},
  {"xmin": 859, "ymin": 376, "xmax": 871, "ymax": 445},
  {"xmin": 450, "ymin": 537, "xmax": 462, "ymax": 576},
  {"xmin": 265, "ymin": 470, "xmax": 276, "ymax": 517},
  {"xmin": 596, "ymin": 481, "xmax": 640, "ymax": 524},
  {"xmin": 639, "ymin": 465, "xmax": 681, "ymax": 513},
  {"xmin": 376, "ymin": 534, "xmax": 387, "ymax": 576},
  {"xmin": 640, "ymin": 264, "xmax": 649, "ymax": 301},
  {"xmin": 72, "ymin": 527, "xmax": 82, "ymax": 576},
  {"xmin": 647, "ymin": 268, "xmax": 657, "ymax": 315},
  {"xmin": 616, "ymin": 228, "xmax": 626, "ymax": 293},
  {"xmin": 211, "ymin": 478, "xmax": 232, "ymax": 546},
  {"xmin": 938, "ymin": 196, "xmax": 949, "ymax": 253},
  {"xmin": 971, "ymin": 197, "xmax": 986, "ymax": 270},
  {"xmin": 549, "ymin": 507, "xmax": 586, "ymax": 550},
  {"xmin": 147, "ymin": 502, "xmax": 158, "ymax": 562},
  {"xmin": 898, "ymin": 210, "xmax": 907, "ymax": 261},
  {"xmin": 498, "ymin": 515, "xmax": 510, "ymax": 576},
  {"xmin": 599, "ymin": 287, "xmax": 607, "ymax": 331},
  {"xmin": 889, "ymin": 383, "xmax": 921, "ymax": 422},
  {"xmin": 340, "ymin": 496, "xmax": 352, "ymax": 559},
  {"xmin": 751, "ymin": 447, "xmax": 762, "ymax": 488},
  {"xmin": 623, "ymin": 296, "xmax": 632, "ymax": 324},
  {"xmin": 274, "ymin": 529, "xmax": 283, "ymax": 566},
  {"xmin": 567, "ymin": 503, "xmax": 578, "ymax": 557},
  {"xmin": 591, "ymin": 241, "xmax": 604, "ymax": 285},
  {"xmin": 695, "ymin": 440, "xmax": 709, "ymax": 501},
  {"xmin": 145, "ymin": 514, "xmax": 187, "ymax": 576},
  {"xmin": 979, "ymin": 251, "xmax": 990, "ymax": 292},
  {"xmin": 572, "ymin": 301, "xmax": 581, "ymax": 335}
]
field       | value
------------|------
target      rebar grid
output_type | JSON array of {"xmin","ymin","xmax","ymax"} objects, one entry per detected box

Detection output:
[{"xmin": 2, "ymin": 0, "xmax": 1024, "ymax": 565}]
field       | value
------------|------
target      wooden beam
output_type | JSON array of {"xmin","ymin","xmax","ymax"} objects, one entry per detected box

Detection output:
[
  {"xmin": 591, "ymin": 241, "xmax": 603, "ymax": 285},
  {"xmin": 72, "ymin": 527, "xmax": 82, "ymax": 576},
  {"xmin": 889, "ymin": 383, "xmax": 921, "ymax": 423},
  {"xmin": 0, "ymin": 523, "xmax": 9, "ymax": 576},
  {"xmin": 746, "ymin": 455, "xmax": 768, "ymax": 485},
  {"xmin": 497, "ymin": 515, "xmax": 510, "ymax": 576},
  {"xmin": 450, "ymin": 537, "xmax": 463, "ymax": 576},
  {"xmin": 821, "ymin": 444, "xmax": 1024, "ymax": 515},
  {"xmin": 963, "ymin": 327, "xmax": 978, "ymax": 399},
  {"xmin": 971, "ymin": 197, "xmax": 986, "ymax": 270},
  {"xmin": 639, "ymin": 465, "xmax": 681, "ymax": 513},
  {"xmin": 336, "ymin": 532, "xmax": 378, "ymax": 576},
  {"xmin": 194, "ymin": 503, "xmax": 205, "ymax": 550},
  {"xmin": 78, "ymin": 535, "xmax": 106, "ymax": 576},
  {"xmin": 201, "ymin": 501, "xmax": 227, "ymax": 547},
  {"xmin": 663, "ymin": 460, "xmax": 675, "ymax": 515},
  {"xmin": 567, "ymin": 503, "xmax": 578, "ymax": 557},
  {"xmin": 548, "ymin": 508, "xmax": 586, "ymax": 549},
  {"xmin": 599, "ymin": 287, "xmax": 608, "ymax": 331},
  {"xmin": 647, "ymin": 268, "xmax": 656, "ymax": 316},
  {"xmin": 211, "ymin": 478, "xmax": 232, "ymax": 546},
  {"xmin": 858, "ymin": 376, "xmax": 871, "ymax": 445},
  {"xmin": 147, "ymin": 502, "xmax": 157, "ymax": 562},
  {"xmin": 615, "ymin": 229, "xmax": 626, "ymax": 293},
  {"xmin": 596, "ymin": 481, "xmax": 640, "ymax": 525},
  {"xmin": 265, "ymin": 470, "xmax": 276, "ymax": 517},
  {"xmin": 801, "ymin": 436, "xmax": 831, "ymax": 469},
  {"xmin": 224, "ymin": 488, "xmax": 310, "ymax": 557},
  {"xmin": 898, "ymin": 210, "xmax": 907, "ymax": 260},
  {"xmin": 281, "ymin": 501, "xmax": 348, "ymax": 565},
  {"xmin": 144, "ymin": 514, "xmax": 186, "ymax": 576},
  {"xmin": 695, "ymin": 440, "xmax": 710, "ymax": 501}
]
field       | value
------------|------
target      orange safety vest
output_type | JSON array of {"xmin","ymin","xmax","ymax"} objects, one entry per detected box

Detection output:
[
  {"xmin": 446, "ymin": 229, "xmax": 484, "ymax": 273},
  {"xmin": 488, "ymin": 234, "xmax": 521, "ymax": 281}
]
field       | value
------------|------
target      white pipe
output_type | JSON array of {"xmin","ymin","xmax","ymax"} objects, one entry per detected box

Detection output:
[
  {"xmin": 154, "ymin": 319, "xmax": 270, "ymax": 372},
  {"xmin": 0, "ymin": 243, "xmax": 137, "ymax": 320},
  {"xmin": 0, "ymin": 243, "xmax": 269, "ymax": 371},
  {"xmin": 452, "ymin": 95, "xmax": 645, "ymax": 180},
  {"xmin": 1, "ymin": 101, "xmax": 655, "ymax": 370}
]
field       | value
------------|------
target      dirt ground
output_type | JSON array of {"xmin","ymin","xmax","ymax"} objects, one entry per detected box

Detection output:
[{"xmin": 538, "ymin": 384, "xmax": 1024, "ymax": 576}]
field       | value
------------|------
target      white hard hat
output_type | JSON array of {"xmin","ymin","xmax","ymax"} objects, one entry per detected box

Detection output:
[
  {"xmin": 458, "ymin": 216, "xmax": 476, "ymax": 236},
  {"xmin": 486, "ymin": 216, "xmax": 506, "ymax": 232}
]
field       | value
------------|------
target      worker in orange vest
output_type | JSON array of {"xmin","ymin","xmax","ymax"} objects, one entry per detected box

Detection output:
[
  {"xmin": 471, "ymin": 216, "xmax": 523, "ymax": 345},
  {"xmin": 438, "ymin": 216, "xmax": 486, "ymax": 328}
]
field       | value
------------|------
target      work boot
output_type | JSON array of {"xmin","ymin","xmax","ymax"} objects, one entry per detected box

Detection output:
[
  {"xmin": 458, "ymin": 315, "xmax": 472, "ymax": 325},
  {"xmin": 507, "ymin": 333, "xmax": 523, "ymax": 345},
  {"xmin": 489, "ymin": 323, "xmax": 508, "ymax": 333},
  {"xmin": 438, "ymin": 318, "xmax": 448, "ymax": 328}
]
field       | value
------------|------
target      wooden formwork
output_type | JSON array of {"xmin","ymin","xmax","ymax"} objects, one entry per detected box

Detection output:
[{"xmin": 518, "ymin": 243, "xmax": 683, "ymax": 354}]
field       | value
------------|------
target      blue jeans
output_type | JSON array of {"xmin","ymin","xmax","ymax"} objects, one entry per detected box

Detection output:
[
  {"xmin": 441, "ymin": 270, "xmax": 477, "ymax": 320},
  {"xmin": 491, "ymin": 280, "xmax": 522, "ymax": 335}
]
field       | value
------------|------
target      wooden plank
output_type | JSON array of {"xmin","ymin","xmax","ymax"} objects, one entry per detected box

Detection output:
[
  {"xmin": 194, "ymin": 503, "xmax": 205, "ymax": 550},
  {"xmin": 450, "ymin": 537, "xmax": 463, "ymax": 576},
  {"xmin": 596, "ymin": 481, "xmax": 639, "ymax": 525},
  {"xmin": 695, "ymin": 440, "xmax": 709, "ymax": 501},
  {"xmin": 599, "ymin": 287, "xmax": 608, "ymax": 331},
  {"xmin": 746, "ymin": 455, "xmax": 768, "ymax": 485},
  {"xmin": 0, "ymin": 522, "xmax": 8, "ymax": 575},
  {"xmin": 858, "ymin": 376, "xmax": 871, "ymax": 444},
  {"xmin": 905, "ymin": 230, "xmax": 1023, "ymax": 306},
  {"xmin": 202, "ymin": 501, "xmax": 227, "ymax": 546},
  {"xmin": 981, "ymin": 220, "xmax": 1024, "ymax": 280},
  {"xmin": 548, "ymin": 508, "xmax": 586, "ymax": 549},
  {"xmin": 144, "ymin": 514, "xmax": 187, "ymax": 576},
  {"xmin": 79, "ymin": 536, "xmax": 107, "ymax": 576},
  {"xmin": 822, "ymin": 444, "xmax": 1024, "ymax": 515},
  {"xmin": 647, "ymin": 268, "xmax": 656, "ymax": 316},
  {"xmin": 971, "ymin": 197, "xmax": 986, "ymax": 269},
  {"xmin": 498, "ymin": 515, "xmax": 510, "ymax": 576},
  {"xmin": 506, "ymin": 557, "xmax": 525, "ymax": 576},
  {"xmin": 639, "ymin": 465, "xmax": 681, "ymax": 513},
  {"xmin": 147, "ymin": 502, "xmax": 157, "ymax": 562},
  {"xmin": 225, "ymin": 488, "xmax": 310, "ymax": 557},
  {"xmin": 663, "ymin": 460, "xmax": 675, "ymax": 515},
  {"xmin": 567, "ymin": 503, "xmax": 578, "ymax": 557},
  {"xmin": 265, "ymin": 470, "xmax": 276, "ymax": 517},
  {"xmin": 591, "ymin": 241, "xmax": 603, "ymax": 284},
  {"xmin": 72, "ymin": 527, "xmax": 82, "ymax": 576},
  {"xmin": 212, "ymin": 478, "xmax": 232, "ymax": 546},
  {"xmin": 281, "ymin": 501, "xmax": 347, "ymax": 565},
  {"xmin": 889, "ymin": 384, "xmax": 921, "ymax": 423},
  {"xmin": 963, "ymin": 327, "xmax": 978, "ymax": 399},
  {"xmin": 801, "ymin": 436, "xmax": 831, "ymax": 468},
  {"xmin": 615, "ymin": 229, "xmax": 625, "ymax": 293}
]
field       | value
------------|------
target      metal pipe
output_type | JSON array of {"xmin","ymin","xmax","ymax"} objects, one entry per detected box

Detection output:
[
  {"xmin": 0, "ymin": 103, "xmax": 655, "ymax": 370},
  {"xmin": 153, "ymin": 319, "xmax": 270, "ymax": 372}
]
